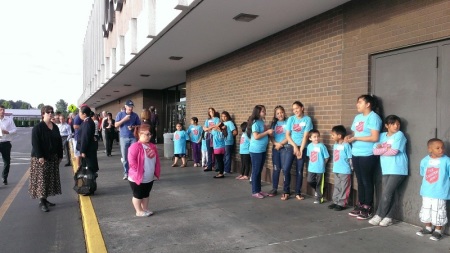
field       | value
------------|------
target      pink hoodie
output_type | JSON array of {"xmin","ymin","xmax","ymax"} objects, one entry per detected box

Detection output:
[{"xmin": 128, "ymin": 142, "xmax": 161, "ymax": 185}]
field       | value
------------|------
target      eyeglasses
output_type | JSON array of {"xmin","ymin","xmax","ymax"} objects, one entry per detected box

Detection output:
[{"xmin": 45, "ymin": 111, "xmax": 54, "ymax": 114}]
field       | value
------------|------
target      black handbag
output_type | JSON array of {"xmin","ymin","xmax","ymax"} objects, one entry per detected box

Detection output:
[{"xmin": 73, "ymin": 166, "xmax": 97, "ymax": 196}]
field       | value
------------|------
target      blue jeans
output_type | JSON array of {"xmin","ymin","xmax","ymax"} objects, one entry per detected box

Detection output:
[
  {"xmin": 271, "ymin": 147, "xmax": 285, "ymax": 190},
  {"xmin": 119, "ymin": 137, "xmax": 137, "ymax": 176},
  {"xmin": 282, "ymin": 147, "xmax": 306, "ymax": 195},
  {"xmin": 250, "ymin": 152, "xmax": 266, "ymax": 194},
  {"xmin": 224, "ymin": 145, "xmax": 233, "ymax": 173}
]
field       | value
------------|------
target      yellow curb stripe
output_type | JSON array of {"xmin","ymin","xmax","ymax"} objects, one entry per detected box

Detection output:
[
  {"xmin": 0, "ymin": 168, "xmax": 30, "ymax": 222},
  {"xmin": 70, "ymin": 141, "xmax": 107, "ymax": 253}
]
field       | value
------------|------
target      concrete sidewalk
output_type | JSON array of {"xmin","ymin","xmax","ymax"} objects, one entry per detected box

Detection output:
[{"xmin": 87, "ymin": 143, "xmax": 449, "ymax": 253}]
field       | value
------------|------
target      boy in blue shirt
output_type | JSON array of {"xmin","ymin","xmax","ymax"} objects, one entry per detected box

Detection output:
[
  {"xmin": 306, "ymin": 129, "xmax": 329, "ymax": 204},
  {"xmin": 416, "ymin": 138, "xmax": 450, "ymax": 241},
  {"xmin": 328, "ymin": 125, "xmax": 352, "ymax": 211}
]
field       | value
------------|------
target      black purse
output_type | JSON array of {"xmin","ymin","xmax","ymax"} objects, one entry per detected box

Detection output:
[{"xmin": 73, "ymin": 165, "xmax": 97, "ymax": 196}]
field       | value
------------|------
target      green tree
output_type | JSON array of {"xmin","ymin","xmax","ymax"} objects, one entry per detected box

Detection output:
[
  {"xmin": 55, "ymin": 99, "xmax": 68, "ymax": 116},
  {"xmin": 2, "ymin": 101, "xmax": 12, "ymax": 109},
  {"xmin": 38, "ymin": 103, "xmax": 45, "ymax": 109}
]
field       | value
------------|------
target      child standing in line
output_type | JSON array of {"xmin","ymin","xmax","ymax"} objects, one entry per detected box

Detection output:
[
  {"xmin": 211, "ymin": 122, "xmax": 227, "ymax": 178},
  {"xmin": 187, "ymin": 117, "xmax": 203, "ymax": 167},
  {"xmin": 172, "ymin": 123, "xmax": 189, "ymax": 167},
  {"xmin": 415, "ymin": 138, "xmax": 450, "ymax": 241},
  {"xmin": 369, "ymin": 115, "xmax": 408, "ymax": 227},
  {"xmin": 328, "ymin": 125, "xmax": 352, "ymax": 211},
  {"xmin": 201, "ymin": 132, "xmax": 208, "ymax": 168},
  {"xmin": 237, "ymin": 122, "xmax": 251, "ymax": 180},
  {"xmin": 306, "ymin": 129, "xmax": 329, "ymax": 204}
]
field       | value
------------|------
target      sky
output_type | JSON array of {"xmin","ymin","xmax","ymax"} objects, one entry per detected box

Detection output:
[{"xmin": 0, "ymin": 0, "xmax": 95, "ymax": 109}]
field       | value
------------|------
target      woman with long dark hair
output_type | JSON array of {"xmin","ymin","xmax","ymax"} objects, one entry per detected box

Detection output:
[{"xmin": 202, "ymin": 108, "xmax": 220, "ymax": 172}]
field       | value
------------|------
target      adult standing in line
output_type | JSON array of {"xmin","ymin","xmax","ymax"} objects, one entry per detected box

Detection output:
[
  {"xmin": 284, "ymin": 101, "xmax": 313, "ymax": 201},
  {"xmin": 0, "ymin": 105, "xmax": 17, "ymax": 185},
  {"xmin": 345, "ymin": 94, "xmax": 382, "ymax": 220},
  {"xmin": 115, "ymin": 100, "xmax": 141, "ymax": 180},
  {"xmin": 221, "ymin": 111, "xmax": 237, "ymax": 174},
  {"xmin": 103, "ymin": 112, "xmax": 116, "ymax": 157},
  {"xmin": 149, "ymin": 106, "xmax": 159, "ymax": 144},
  {"xmin": 101, "ymin": 111, "xmax": 108, "ymax": 152},
  {"xmin": 56, "ymin": 114, "xmax": 72, "ymax": 167},
  {"xmin": 72, "ymin": 107, "xmax": 84, "ymax": 167},
  {"xmin": 77, "ymin": 105, "xmax": 99, "ymax": 175},
  {"xmin": 248, "ymin": 105, "xmax": 273, "ymax": 199},
  {"xmin": 202, "ymin": 108, "xmax": 220, "ymax": 172},
  {"xmin": 29, "ymin": 105, "xmax": 63, "ymax": 212}
]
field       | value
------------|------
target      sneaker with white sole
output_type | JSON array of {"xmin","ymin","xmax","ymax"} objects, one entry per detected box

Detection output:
[
  {"xmin": 252, "ymin": 193, "xmax": 264, "ymax": 199},
  {"xmin": 379, "ymin": 217, "xmax": 392, "ymax": 227},
  {"xmin": 430, "ymin": 231, "xmax": 443, "ymax": 241},
  {"xmin": 368, "ymin": 215, "xmax": 382, "ymax": 226},
  {"xmin": 416, "ymin": 228, "xmax": 433, "ymax": 236},
  {"xmin": 348, "ymin": 204, "xmax": 362, "ymax": 217}
]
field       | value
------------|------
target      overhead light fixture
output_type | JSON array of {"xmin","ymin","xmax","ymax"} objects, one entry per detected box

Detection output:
[
  {"xmin": 169, "ymin": 56, "xmax": 183, "ymax": 60},
  {"xmin": 233, "ymin": 13, "xmax": 258, "ymax": 22},
  {"xmin": 140, "ymin": 74, "xmax": 150, "ymax": 77},
  {"xmin": 124, "ymin": 84, "xmax": 131, "ymax": 86}
]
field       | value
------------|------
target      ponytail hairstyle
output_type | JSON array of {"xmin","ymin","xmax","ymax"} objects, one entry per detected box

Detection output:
[
  {"xmin": 357, "ymin": 94, "xmax": 379, "ymax": 113},
  {"xmin": 271, "ymin": 105, "xmax": 286, "ymax": 129},
  {"xmin": 191, "ymin": 117, "xmax": 198, "ymax": 124},
  {"xmin": 246, "ymin": 105, "xmax": 266, "ymax": 138}
]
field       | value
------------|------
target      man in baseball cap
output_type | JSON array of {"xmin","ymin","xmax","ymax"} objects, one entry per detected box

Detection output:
[{"xmin": 115, "ymin": 100, "xmax": 141, "ymax": 180}]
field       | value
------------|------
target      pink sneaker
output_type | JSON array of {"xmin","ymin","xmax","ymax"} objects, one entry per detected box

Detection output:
[{"xmin": 252, "ymin": 193, "xmax": 264, "ymax": 199}]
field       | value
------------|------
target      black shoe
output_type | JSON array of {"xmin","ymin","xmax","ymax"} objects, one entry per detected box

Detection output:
[
  {"xmin": 45, "ymin": 199, "xmax": 56, "ymax": 207},
  {"xmin": 203, "ymin": 168, "xmax": 212, "ymax": 172},
  {"xmin": 334, "ymin": 205, "xmax": 345, "ymax": 211},
  {"xmin": 39, "ymin": 203, "xmax": 49, "ymax": 212},
  {"xmin": 348, "ymin": 204, "xmax": 362, "ymax": 217},
  {"xmin": 2, "ymin": 178, "xmax": 7, "ymax": 185},
  {"xmin": 64, "ymin": 163, "xmax": 71, "ymax": 167},
  {"xmin": 328, "ymin": 203, "xmax": 337, "ymax": 209},
  {"xmin": 357, "ymin": 207, "xmax": 373, "ymax": 220}
]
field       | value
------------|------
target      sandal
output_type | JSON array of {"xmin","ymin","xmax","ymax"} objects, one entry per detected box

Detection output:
[
  {"xmin": 295, "ymin": 194, "xmax": 305, "ymax": 200},
  {"xmin": 181, "ymin": 164, "xmax": 186, "ymax": 168},
  {"xmin": 239, "ymin": 176, "xmax": 249, "ymax": 180},
  {"xmin": 281, "ymin": 193, "xmax": 289, "ymax": 200},
  {"xmin": 171, "ymin": 164, "xmax": 178, "ymax": 167},
  {"xmin": 235, "ymin": 175, "xmax": 243, "ymax": 179}
]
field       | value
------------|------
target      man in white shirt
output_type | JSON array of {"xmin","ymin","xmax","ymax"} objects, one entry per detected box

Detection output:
[
  {"xmin": 57, "ymin": 114, "xmax": 72, "ymax": 167},
  {"xmin": 0, "ymin": 105, "xmax": 17, "ymax": 185}
]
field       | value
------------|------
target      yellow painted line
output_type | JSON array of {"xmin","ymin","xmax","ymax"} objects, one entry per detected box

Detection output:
[
  {"xmin": 69, "ymin": 141, "xmax": 107, "ymax": 253},
  {"xmin": 0, "ymin": 168, "xmax": 30, "ymax": 221}
]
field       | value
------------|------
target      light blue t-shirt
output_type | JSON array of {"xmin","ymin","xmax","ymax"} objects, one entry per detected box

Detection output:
[
  {"xmin": 351, "ymin": 111, "xmax": 381, "ymax": 156},
  {"xmin": 307, "ymin": 143, "xmax": 330, "ymax": 173},
  {"xmin": 420, "ymin": 155, "xmax": 450, "ymax": 200},
  {"xmin": 211, "ymin": 130, "xmax": 225, "ymax": 150},
  {"xmin": 374, "ymin": 131, "xmax": 408, "ymax": 175},
  {"xmin": 286, "ymin": 115, "xmax": 313, "ymax": 146},
  {"xmin": 239, "ymin": 133, "xmax": 250, "ymax": 155},
  {"xmin": 249, "ymin": 120, "xmax": 269, "ymax": 153},
  {"xmin": 204, "ymin": 117, "xmax": 220, "ymax": 129},
  {"xmin": 173, "ymin": 130, "xmax": 189, "ymax": 154},
  {"xmin": 272, "ymin": 120, "xmax": 287, "ymax": 143},
  {"xmin": 332, "ymin": 143, "xmax": 352, "ymax": 174},
  {"xmin": 115, "ymin": 111, "xmax": 141, "ymax": 138},
  {"xmin": 223, "ymin": 121, "xmax": 236, "ymax": 146},
  {"xmin": 187, "ymin": 124, "xmax": 203, "ymax": 143}
]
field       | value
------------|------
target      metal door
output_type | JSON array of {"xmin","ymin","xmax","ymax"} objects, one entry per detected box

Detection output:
[
  {"xmin": 439, "ymin": 43, "xmax": 450, "ymax": 155},
  {"xmin": 372, "ymin": 45, "xmax": 438, "ymax": 225}
]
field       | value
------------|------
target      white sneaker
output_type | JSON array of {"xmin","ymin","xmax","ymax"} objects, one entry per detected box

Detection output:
[
  {"xmin": 379, "ymin": 217, "xmax": 393, "ymax": 227},
  {"xmin": 368, "ymin": 215, "xmax": 382, "ymax": 226}
]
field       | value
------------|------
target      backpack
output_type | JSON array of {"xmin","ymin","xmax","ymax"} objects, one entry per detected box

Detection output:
[{"xmin": 73, "ymin": 166, "xmax": 97, "ymax": 196}]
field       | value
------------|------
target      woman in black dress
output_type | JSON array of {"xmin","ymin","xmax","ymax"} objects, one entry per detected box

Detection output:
[
  {"xmin": 29, "ymin": 105, "xmax": 63, "ymax": 212},
  {"xmin": 77, "ymin": 105, "xmax": 99, "ymax": 174},
  {"xmin": 103, "ymin": 112, "xmax": 115, "ymax": 156}
]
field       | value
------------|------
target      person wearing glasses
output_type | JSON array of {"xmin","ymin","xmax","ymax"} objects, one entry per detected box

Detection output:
[
  {"xmin": 0, "ymin": 105, "xmax": 17, "ymax": 185},
  {"xmin": 127, "ymin": 124, "xmax": 160, "ymax": 217},
  {"xmin": 29, "ymin": 106, "xmax": 63, "ymax": 212}
]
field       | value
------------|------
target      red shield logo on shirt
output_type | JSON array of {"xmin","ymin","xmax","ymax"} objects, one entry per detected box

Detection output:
[
  {"xmin": 174, "ymin": 133, "xmax": 180, "ymax": 140},
  {"xmin": 425, "ymin": 167, "xmax": 439, "ymax": 184},
  {"xmin": 310, "ymin": 151, "xmax": 318, "ymax": 163},
  {"xmin": 208, "ymin": 121, "xmax": 214, "ymax": 127},
  {"xmin": 193, "ymin": 129, "xmax": 198, "ymax": 135},
  {"xmin": 240, "ymin": 136, "xmax": 245, "ymax": 144},
  {"xmin": 293, "ymin": 124, "xmax": 302, "ymax": 132},
  {"xmin": 275, "ymin": 126, "xmax": 284, "ymax": 134},
  {"xmin": 356, "ymin": 122, "xmax": 364, "ymax": 132},
  {"xmin": 333, "ymin": 149, "xmax": 340, "ymax": 162}
]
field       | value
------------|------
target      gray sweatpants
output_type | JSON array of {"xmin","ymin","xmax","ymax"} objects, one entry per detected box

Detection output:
[{"xmin": 332, "ymin": 173, "xmax": 351, "ymax": 207}]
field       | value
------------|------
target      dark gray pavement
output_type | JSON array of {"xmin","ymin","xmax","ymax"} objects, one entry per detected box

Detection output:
[{"xmin": 92, "ymin": 143, "xmax": 450, "ymax": 253}]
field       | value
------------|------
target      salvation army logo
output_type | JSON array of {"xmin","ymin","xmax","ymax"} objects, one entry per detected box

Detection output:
[
  {"xmin": 425, "ymin": 167, "xmax": 439, "ymax": 184},
  {"xmin": 240, "ymin": 136, "xmax": 245, "ymax": 144},
  {"xmin": 275, "ymin": 126, "xmax": 284, "ymax": 134},
  {"xmin": 193, "ymin": 129, "xmax": 199, "ymax": 135},
  {"xmin": 174, "ymin": 133, "xmax": 180, "ymax": 140},
  {"xmin": 310, "ymin": 151, "xmax": 318, "ymax": 163},
  {"xmin": 208, "ymin": 121, "xmax": 214, "ymax": 127},
  {"xmin": 356, "ymin": 122, "xmax": 364, "ymax": 132},
  {"xmin": 333, "ymin": 149, "xmax": 340, "ymax": 162},
  {"xmin": 293, "ymin": 124, "xmax": 302, "ymax": 132}
]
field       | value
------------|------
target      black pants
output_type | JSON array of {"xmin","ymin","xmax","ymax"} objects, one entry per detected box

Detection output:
[
  {"xmin": 352, "ymin": 155, "xmax": 379, "ymax": 206},
  {"xmin": 215, "ymin": 153, "xmax": 224, "ymax": 174},
  {"xmin": 105, "ymin": 131, "xmax": 115, "ymax": 155},
  {"xmin": 240, "ymin": 154, "xmax": 251, "ymax": 176},
  {"xmin": 61, "ymin": 136, "xmax": 71, "ymax": 164},
  {"xmin": 0, "ymin": 141, "xmax": 12, "ymax": 180}
]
